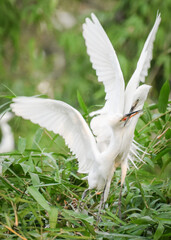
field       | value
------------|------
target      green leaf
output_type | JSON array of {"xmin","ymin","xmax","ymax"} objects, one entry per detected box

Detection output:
[
  {"xmin": 153, "ymin": 222, "xmax": 164, "ymax": 240},
  {"xmin": 49, "ymin": 206, "xmax": 58, "ymax": 229},
  {"xmin": 28, "ymin": 155, "xmax": 35, "ymax": 172},
  {"xmin": 62, "ymin": 209, "xmax": 94, "ymax": 224},
  {"xmin": 1, "ymin": 157, "xmax": 15, "ymax": 173},
  {"xmin": 153, "ymin": 148, "xmax": 171, "ymax": 162},
  {"xmin": 97, "ymin": 231, "xmax": 147, "ymax": 239},
  {"xmin": 0, "ymin": 101, "xmax": 11, "ymax": 110},
  {"xmin": 144, "ymin": 157, "xmax": 154, "ymax": 168},
  {"xmin": 165, "ymin": 128, "xmax": 171, "ymax": 139},
  {"xmin": 158, "ymin": 80, "xmax": 170, "ymax": 113},
  {"xmin": 135, "ymin": 173, "xmax": 147, "ymax": 207},
  {"xmin": 77, "ymin": 90, "xmax": 88, "ymax": 115},
  {"xmin": 29, "ymin": 172, "xmax": 40, "ymax": 186},
  {"xmin": 106, "ymin": 210, "xmax": 126, "ymax": 225},
  {"xmin": 32, "ymin": 128, "xmax": 43, "ymax": 149},
  {"xmin": 132, "ymin": 216, "xmax": 155, "ymax": 224},
  {"xmin": 18, "ymin": 136, "xmax": 26, "ymax": 154},
  {"xmin": 20, "ymin": 163, "xmax": 31, "ymax": 175},
  {"xmin": 154, "ymin": 119, "xmax": 162, "ymax": 130},
  {"xmin": 0, "ymin": 176, "xmax": 21, "ymax": 194},
  {"xmin": 27, "ymin": 186, "xmax": 51, "ymax": 212},
  {"xmin": 83, "ymin": 220, "xmax": 96, "ymax": 235}
]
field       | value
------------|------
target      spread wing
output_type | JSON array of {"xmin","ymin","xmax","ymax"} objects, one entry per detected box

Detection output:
[
  {"xmin": 124, "ymin": 13, "xmax": 161, "ymax": 113},
  {"xmin": 83, "ymin": 13, "xmax": 125, "ymax": 115},
  {"xmin": 11, "ymin": 97, "xmax": 99, "ymax": 173}
]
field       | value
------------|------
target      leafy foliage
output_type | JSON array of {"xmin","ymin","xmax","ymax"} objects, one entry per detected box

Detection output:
[
  {"xmin": 158, "ymin": 80, "xmax": 170, "ymax": 113},
  {"xmin": 0, "ymin": 93, "xmax": 170, "ymax": 239}
]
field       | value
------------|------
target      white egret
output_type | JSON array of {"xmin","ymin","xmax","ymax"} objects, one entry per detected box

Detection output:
[
  {"xmin": 0, "ymin": 112, "xmax": 14, "ymax": 153},
  {"xmin": 10, "ymin": 13, "xmax": 161, "ymax": 214},
  {"xmin": 82, "ymin": 12, "xmax": 160, "ymax": 204},
  {"xmin": 0, "ymin": 112, "xmax": 14, "ymax": 175}
]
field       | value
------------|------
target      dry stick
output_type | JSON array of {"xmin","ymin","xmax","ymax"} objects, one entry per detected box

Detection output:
[
  {"xmin": 1, "ymin": 176, "xmax": 26, "ymax": 195},
  {"xmin": 157, "ymin": 127, "xmax": 170, "ymax": 139},
  {"xmin": 0, "ymin": 222, "xmax": 27, "ymax": 240},
  {"xmin": 153, "ymin": 140, "xmax": 171, "ymax": 155},
  {"xmin": 11, "ymin": 201, "xmax": 18, "ymax": 227}
]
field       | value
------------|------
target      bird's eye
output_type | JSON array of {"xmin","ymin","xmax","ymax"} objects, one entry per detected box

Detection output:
[{"xmin": 130, "ymin": 99, "xmax": 139, "ymax": 112}]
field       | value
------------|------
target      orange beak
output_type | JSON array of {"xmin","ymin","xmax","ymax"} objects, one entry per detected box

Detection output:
[{"xmin": 121, "ymin": 109, "xmax": 143, "ymax": 126}]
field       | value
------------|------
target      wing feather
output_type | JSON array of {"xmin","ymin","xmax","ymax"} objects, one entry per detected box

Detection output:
[
  {"xmin": 124, "ymin": 13, "xmax": 161, "ymax": 113},
  {"xmin": 83, "ymin": 13, "xmax": 125, "ymax": 115},
  {"xmin": 11, "ymin": 97, "xmax": 99, "ymax": 173}
]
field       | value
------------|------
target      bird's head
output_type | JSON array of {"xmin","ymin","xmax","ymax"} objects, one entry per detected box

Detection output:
[
  {"xmin": 109, "ymin": 84, "xmax": 151, "ymax": 129},
  {"xmin": 122, "ymin": 84, "xmax": 151, "ymax": 127},
  {"xmin": 109, "ymin": 109, "xmax": 142, "ymax": 129},
  {"xmin": 132, "ymin": 85, "xmax": 151, "ymax": 110},
  {"xmin": 120, "ymin": 109, "xmax": 142, "ymax": 127},
  {"xmin": 109, "ymin": 112, "xmax": 139, "ymax": 129}
]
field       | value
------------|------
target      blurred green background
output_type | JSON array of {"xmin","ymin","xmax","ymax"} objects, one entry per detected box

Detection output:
[{"xmin": 0, "ymin": 0, "xmax": 170, "ymax": 145}]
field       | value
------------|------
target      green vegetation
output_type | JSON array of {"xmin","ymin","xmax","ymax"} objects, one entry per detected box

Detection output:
[{"xmin": 0, "ymin": 0, "xmax": 170, "ymax": 239}]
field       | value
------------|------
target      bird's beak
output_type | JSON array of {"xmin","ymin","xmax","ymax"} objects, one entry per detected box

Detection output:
[{"xmin": 120, "ymin": 109, "xmax": 143, "ymax": 126}]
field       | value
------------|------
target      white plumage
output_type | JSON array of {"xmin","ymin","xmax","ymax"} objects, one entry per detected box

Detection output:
[
  {"xmin": 83, "ymin": 13, "xmax": 125, "ymax": 116},
  {"xmin": 0, "ymin": 112, "xmax": 14, "ymax": 175},
  {"xmin": 0, "ymin": 112, "xmax": 14, "ymax": 153},
  {"xmin": 83, "ymin": 13, "xmax": 160, "ymax": 191},
  {"xmin": 10, "ymin": 13, "xmax": 161, "ymax": 205},
  {"xmin": 124, "ymin": 13, "xmax": 161, "ymax": 114}
]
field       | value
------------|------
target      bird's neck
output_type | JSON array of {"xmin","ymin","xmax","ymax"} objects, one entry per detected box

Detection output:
[{"xmin": 101, "ymin": 127, "xmax": 123, "ymax": 164}]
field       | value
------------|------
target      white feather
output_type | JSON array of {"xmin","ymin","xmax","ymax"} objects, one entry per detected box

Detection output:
[
  {"xmin": 0, "ymin": 112, "xmax": 14, "ymax": 153},
  {"xmin": 124, "ymin": 13, "xmax": 161, "ymax": 114},
  {"xmin": 11, "ymin": 97, "xmax": 99, "ymax": 173},
  {"xmin": 83, "ymin": 13, "xmax": 125, "ymax": 116}
]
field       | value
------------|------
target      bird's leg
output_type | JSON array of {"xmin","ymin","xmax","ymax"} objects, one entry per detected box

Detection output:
[
  {"xmin": 79, "ymin": 189, "xmax": 90, "ymax": 211},
  {"xmin": 99, "ymin": 188, "xmax": 105, "ymax": 210},
  {"xmin": 97, "ymin": 184, "xmax": 106, "ymax": 222},
  {"xmin": 118, "ymin": 183, "xmax": 123, "ymax": 219},
  {"xmin": 118, "ymin": 159, "xmax": 128, "ymax": 219},
  {"xmin": 97, "ymin": 166, "xmax": 116, "ymax": 222},
  {"xmin": 82, "ymin": 188, "xmax": 89, "ymax": 200}
]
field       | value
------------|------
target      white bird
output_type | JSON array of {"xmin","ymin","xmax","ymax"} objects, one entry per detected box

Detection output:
[
  {"xmin": 0, "ymin": 112, "xmax": 14, "ymax": 153},
  {"xmin": 82, "ymin": 12, "xmax": 160, "ymax": 201},
  {"xmin": 0, "ymin": 112, "xmax": 14, "ymax": 175},
  {"xmin": 10, "ymin": 13, "xmax": 161, "ymax": 213}
]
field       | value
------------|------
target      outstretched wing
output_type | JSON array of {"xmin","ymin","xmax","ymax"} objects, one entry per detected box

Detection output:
[
  {"xmin": 83, "ymin": 13, "xmax": 125, "ymax": 115},
  {"xmin": 124, "ymin": 13, "xmax": 161, "ymax": 113},
  {"xmin": 11, "ymin": 97, "xmax": 99, "ymax": 173}
]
